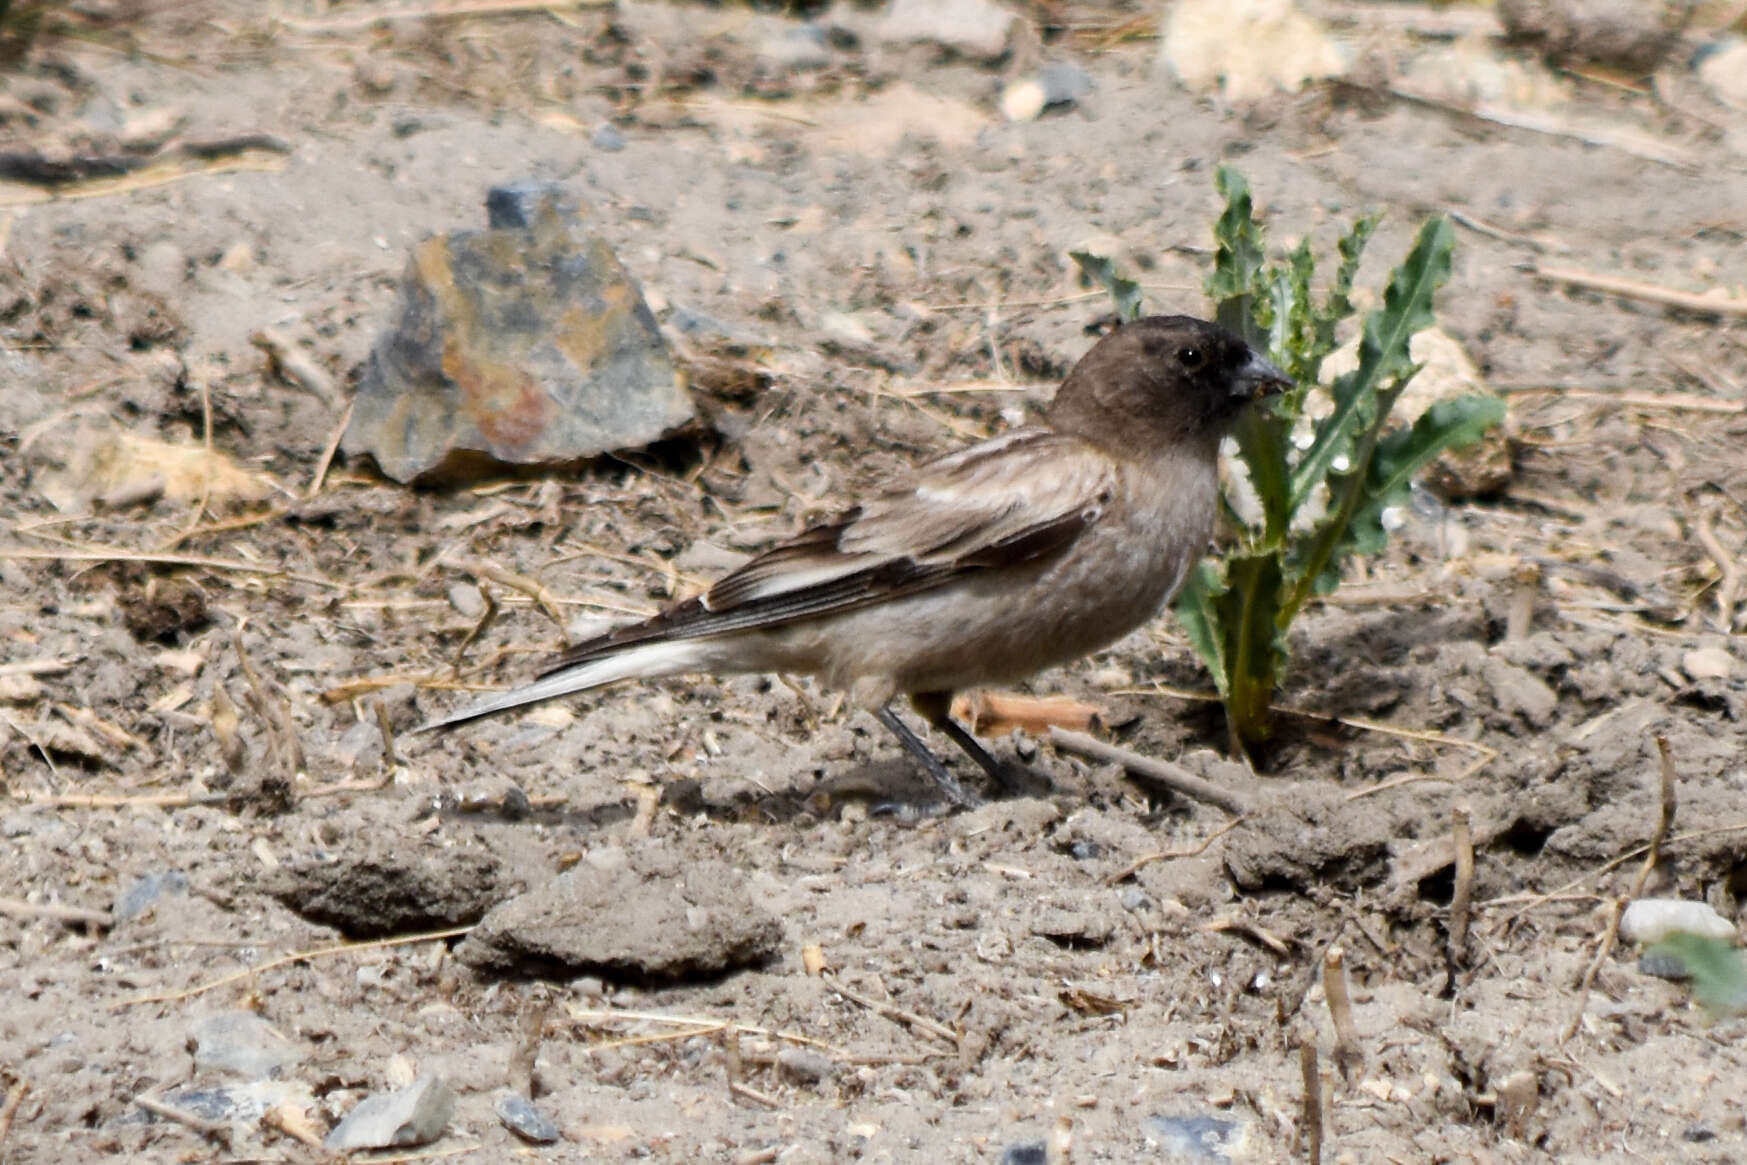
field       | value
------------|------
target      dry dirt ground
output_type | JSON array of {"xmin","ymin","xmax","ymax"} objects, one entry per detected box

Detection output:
[{"xmin": 3, "ymin": 2, "xmax": 1747, "ymax": 1162}]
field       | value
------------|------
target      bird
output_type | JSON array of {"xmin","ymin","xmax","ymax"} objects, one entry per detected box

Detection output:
[{"xmin": 418, "ymin": 315, "xmax": 1290, "ymax": 806}]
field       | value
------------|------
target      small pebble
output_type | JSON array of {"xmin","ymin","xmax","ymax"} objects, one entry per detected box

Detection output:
[
  {"xmin": 592, "ymin": 124, "xmax": 626, "ymax": 152},
  {"xmin": 777, "ymin": 1047, "xmax": 833, "ymax": 1085},
  {"xmin": 495, "ymin": 1091, "xmax": 561, "ymax": 1144},
  {"xmin": 1682, "ymin": 646, "xmax": 1735, "ymax": 681},
  {"xmin": 1620, "ymin": 899, "xmax": 1739, "ymax": 946},
  {"xmin": 114, "ymin": 871, "xmax": 189, "ymax": 924},
  {"xmin": 999, "ymin": 1143, "xmax": 1048, "ymax": 1165}
]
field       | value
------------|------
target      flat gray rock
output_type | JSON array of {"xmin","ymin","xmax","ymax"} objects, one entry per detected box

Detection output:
[
  {"xmin": 342, "ymin": 182, "xmax": 692, "ymax": 484},
  {"xmin": 458, "ymin": 845, "xmax": 783, "ymax": 983},
  {"xmin": 325, "ymin": 1076, "xmax": 454, "ymax": 1151},
  {"xmin": 191, "ymin": 1010, "xmax": 302, "ymax": 1079}
]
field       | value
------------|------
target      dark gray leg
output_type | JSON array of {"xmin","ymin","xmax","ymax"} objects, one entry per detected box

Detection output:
[
  {"xmin": 874, "ymin": 704, "xmax": 977, "ymax": 809},
  {"xmin": 910, "ymin": 690, "xmax": 1037, "ymax": 795}
]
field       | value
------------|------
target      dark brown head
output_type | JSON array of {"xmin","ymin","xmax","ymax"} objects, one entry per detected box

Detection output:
[{"xmin": 1044, "ymin": 316, "xmax": 1290, "ymax": 460}]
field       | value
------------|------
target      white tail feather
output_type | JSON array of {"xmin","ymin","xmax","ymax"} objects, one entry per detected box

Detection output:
[{"xmin": 414, "ymin": 639, "xmax": 713, "ymax": 733}]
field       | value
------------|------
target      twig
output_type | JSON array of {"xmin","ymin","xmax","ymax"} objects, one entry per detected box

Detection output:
[
  {"xmin": 1047, "ymin": 728, "xmax": 1252, "ymax": 816},
  {"xmin": 1507, "ymin": 562, "xmax": 1541, "ymax": 640},
  {"xmin": 1561, "ymin": 744, "xmax": 1677, "ymax": 1044},
  {"xmin": 0, "ymin": 657, "xmax": 76, "ymax": 677},
  {"xmin": 448, "ymin": 558, "xmax": 568, "ymax": 641},
  {"xmin": 1322, "ymin": 947, "xmax": 1363, "ymax": 1079},
  {"xmin": 822, "ymin": 974, "xmax": 961, "ymax": 1047},
  {"xmin": 448, "ymin": 584, "xmax": 500, "ymax": 676},
  {"xmin": 1694, "ymin": 506, "xmax": 1741, "ymax": 633},
  {"xmin": 134, "ymin": 1094, "xmax": 230, "ymax": 1143},
  {"xmin": 1534, "ymin": 263, "xmax": 1747, "ymax": 318},
  {"xmin": 1205, "ymin": 916, "xmax": 1293, "ymax": 958},
  {"xmin": 111, "ymin": 926, "xmax": 474, "ymax": 1009},
  {"xmin": 376, "ymin": 698, "xmax": 399, "ymax": 769},
  {"xmin": 1629, "ymin": 736, "xmax": 1678, "ymax": 900},
  {"xmin": 0, "ymin": 1076, "xmax": 29, "ymax": 1149},
  {"xmin": 1299, "ymin": 1035, "xmax": 1323, "ymax": 1165},
  {"xmin": 1448, "ymin": 807, "xmax": 1475, "ymax": 965},
  {"xmin": 0, "ymin": 152, "xmax": 287, "ymax": 207},
  {"xmin": 307, "ymin": 400, "xmax": 354, "ymax": 499},
  {"xmin": 1560, "ymin": 898, "xmax": 1625, "ymax": 1045},
  {"xmin": 507, "ymin": 998, "xmax": 549, "ymax": 1097},
  {"xmin": 1104, "ymin": 817, "xmax": 1243, "ymax": 885},
  {"xmin": 0, "ymin": 896, "xmax": 114, "ymax": 928},
  {"xmin": 252, "ymin": 328, "xmax": 340, "ymax": 408},
  {"xmin": 0, "ymin": 547, "xmax": 339, "ymax": 588}
]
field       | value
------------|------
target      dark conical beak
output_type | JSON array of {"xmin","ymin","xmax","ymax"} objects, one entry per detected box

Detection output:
[{"xmin": 1235, "ymin": 349, "xmax": 1292, "ymax": 401}]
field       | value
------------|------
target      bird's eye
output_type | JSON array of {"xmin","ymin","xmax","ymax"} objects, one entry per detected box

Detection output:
[{"xmin": 1178, "ymin": 346, "xmax": 1206, "ymax": 371}]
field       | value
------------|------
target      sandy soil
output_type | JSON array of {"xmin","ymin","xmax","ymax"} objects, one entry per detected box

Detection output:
[{"xmin": 2, "ymin": 2, "xmax": 1746, "ymax": 1162}]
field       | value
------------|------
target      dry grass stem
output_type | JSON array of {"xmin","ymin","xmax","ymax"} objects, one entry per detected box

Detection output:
[
  {"xmin": 0, "ymin": 547, "xmax": 339, "ymax": 588},
  {"xmin": 1322, "ymin": 947, "xmax": 1363, "ymax": 1078},
  {"xmin": 1048, "ymin": 727, "xmax": 1252, "ymax": 816},
  {"xmin": 822, "ymin": 974, "xmax": 961, "ymax": 1048},
  {"xmin": 1299, "ymin": 1035, "xmax": 1324, "ymax": 1164},
  {"xmin": 1693, "ymin": 506, "xmax": 1741, "ymax": 632},
  {"xmin": 112, "ymin": 927, "xmax": 474, "ymax": 1009},
  {"xmin": 1534, "ymin": 263, "xmax": 1747, "ymax": 318},
  {"xmin": 132, "ymin": 1094, "xmax": 230, "ymax": 1143},
  {"xmin": 0, "ymin": 152, "xmax": 288, "ymax": 207},
  {"xmin": 1449, "ymin": 807, "xmax": 1475, "ymax": 963},
  {"xmin": 450, "ymin": 558, "xmax": 569, "ymax": 638},
  {"xmin": 1205, "ymin": 916, "xmax": 1293, "ymax": 958},
  {"xmin": 0, "ymin": 896, "xmax": 114, "ymax": 927},
  {"xmin": 1630, "ymin": 735, "xmax": 1678, "ymax": 899},
  {"xmin": 1507, "ymin": 562, "xmax": 1541, "ymax": 640},
  {"xmin": 0, "ymin": 1077, "xmax": 31, "ymax": 1150},
  {"xmin": 507, "ymin": 998, "xmax": 549, "ymax": 1097},
  {"xmin": 307, "ymin": 400, "xmax": 354, "ymax": 499},
  {"xmin": 448, "ymin": 583, "xmax": 500, "ymax": 675},
  {"xmin": 1105, "ymin": 817, "xmax": 1244, "ymax": 885}
]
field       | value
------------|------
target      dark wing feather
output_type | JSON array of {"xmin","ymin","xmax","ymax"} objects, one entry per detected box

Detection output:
[{"xmin": 539, "ymin": 428, "xmax": 1114, "ymax": 677}]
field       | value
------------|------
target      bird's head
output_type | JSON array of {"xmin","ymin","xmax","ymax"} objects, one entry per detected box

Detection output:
[{"xmin": 1045, "ymin": 315, "xmax": 1291, "ymax": 458}]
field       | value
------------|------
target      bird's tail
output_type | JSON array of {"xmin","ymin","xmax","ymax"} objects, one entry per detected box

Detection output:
[{"xmin": 413, "ymin": 639, "xmax": 716, "ymax": 733}]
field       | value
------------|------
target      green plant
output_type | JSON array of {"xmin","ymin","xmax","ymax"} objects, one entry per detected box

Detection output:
[{"xmin": 1073, "ymin": 167, "xmax": 1504, "ymax": 761}]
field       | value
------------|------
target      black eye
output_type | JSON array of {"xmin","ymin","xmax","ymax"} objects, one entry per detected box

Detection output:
[{"xmin": 1178, "ymin": 346, "xmax": 1206, "ymax": 371}]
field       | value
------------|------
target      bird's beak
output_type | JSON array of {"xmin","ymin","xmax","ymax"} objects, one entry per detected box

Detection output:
[{"xmin": 1235, "ymin": 349, "xmax": 1292, "ymax": 401}]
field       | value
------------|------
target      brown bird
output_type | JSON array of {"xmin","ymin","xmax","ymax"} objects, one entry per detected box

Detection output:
[{"xmin": 419, "ymin": 316, "xmax": 1289, "ymax": 805}]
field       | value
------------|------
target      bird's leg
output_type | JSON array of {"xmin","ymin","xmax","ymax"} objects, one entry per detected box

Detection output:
[
  {"xmin": 909, "ymin": 690, "xmax": 1041, "ymax": 795},
  {"xmin": 874, "ymin": 703, "xmax": 977, "ymax": 809}
]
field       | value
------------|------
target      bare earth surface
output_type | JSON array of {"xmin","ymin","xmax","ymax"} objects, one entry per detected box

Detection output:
[{"xmin": 3, "ymin": 2, "xmax": 1747, "ymax": 1162}]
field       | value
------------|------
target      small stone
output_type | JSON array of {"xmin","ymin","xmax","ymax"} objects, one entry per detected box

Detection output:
[
  {"xmin": 1620, "ymin": 898, "xmax": 1739, "ymax": 946},
  {"xmin": 342, "ymin": 184, "xmax": 690, "ymax": 484},
  {"xmin": 776, "ymin": 1047, "xmax": 834, "ymax": 1085},
  {"xmin": 1682, "ymin": 646, "xmax": 1735, "ymax": 681},
  {"xmin": 495, "ymin": 1091, "xmax": 561, "ymax": 1143},
  {"xmin": 1145, "ymin": 1113, "xmax": 1250, "ymax": 1162},
  {"xmin": 1482, "ymin": 657, "xmax": 1559, "ymax": 726},
  {"xmin": 191, "ymin": 1011, "xmax": 302, "ymax": 1079},
  {"xmin": 1000, "ymin": 79, "xmax": 1047, "ymax": 122},
  {"xmin": 156, "ymin": 1081, "xmax": 313, "ymax": 1126},
  {"xmin": 759, "ymin": 24, "xmax": 832, "ymax": 71},
  {"xmin": 217, "ymin": 242, "xmax": 257, "ymax": 274},
  {"xmin": 1038, "ymin": 62, "xmax": 1092, "ymax": 106},
  {"xmin": 999, "ymin": 1143, "xmax": 1048, "ymax": 1165},
  {"xmin": 591, "ymin": 124, "xmax": 626, "ymax": 152},
  {"xmin": 325, "ymin": 1077, "xmax": 454, "ymax": 1151},
  {"xmin": 114, "ymin": 870, "xmax": 190, "ymax": 923},
  {"xmin": 880, "ymin": 0, "xmax": 1017, "ymax": 61},
  {"xmin": 1639, "ymin": 949, "xmax": 1692, "ymax": 980},
  {"xmin": 448, "ymin": 582, "xmax": 487, "ymax": 619}
]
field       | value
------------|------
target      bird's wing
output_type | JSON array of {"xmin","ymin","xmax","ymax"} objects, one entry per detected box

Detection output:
[{"xmin": 538, "ymin": 427, "xmax": 1116, "ymax": 675}]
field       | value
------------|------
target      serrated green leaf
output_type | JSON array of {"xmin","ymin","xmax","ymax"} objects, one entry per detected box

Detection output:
[
  {"xmin": 1290, "ymin": 217, "xmax": 1454, "ymax": 509},
  {"xmin": 1070, "ymin": 251, "xmax": 1145, "ymax": 322},
  {"xmin": 1208, "ymin": 166, "xmax": 1270, "ymax": 349},
  {"xmin": 1175, "ymin": 560, "xmax": 1231, "ymax": 695},
  {"xmin": 1646, "ymin": 932, "xmax": 1747, "ymax": 1018},
  {"xmin": 1345, "ymin": 395, "xmax": 1506, "ymax": 539}
]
